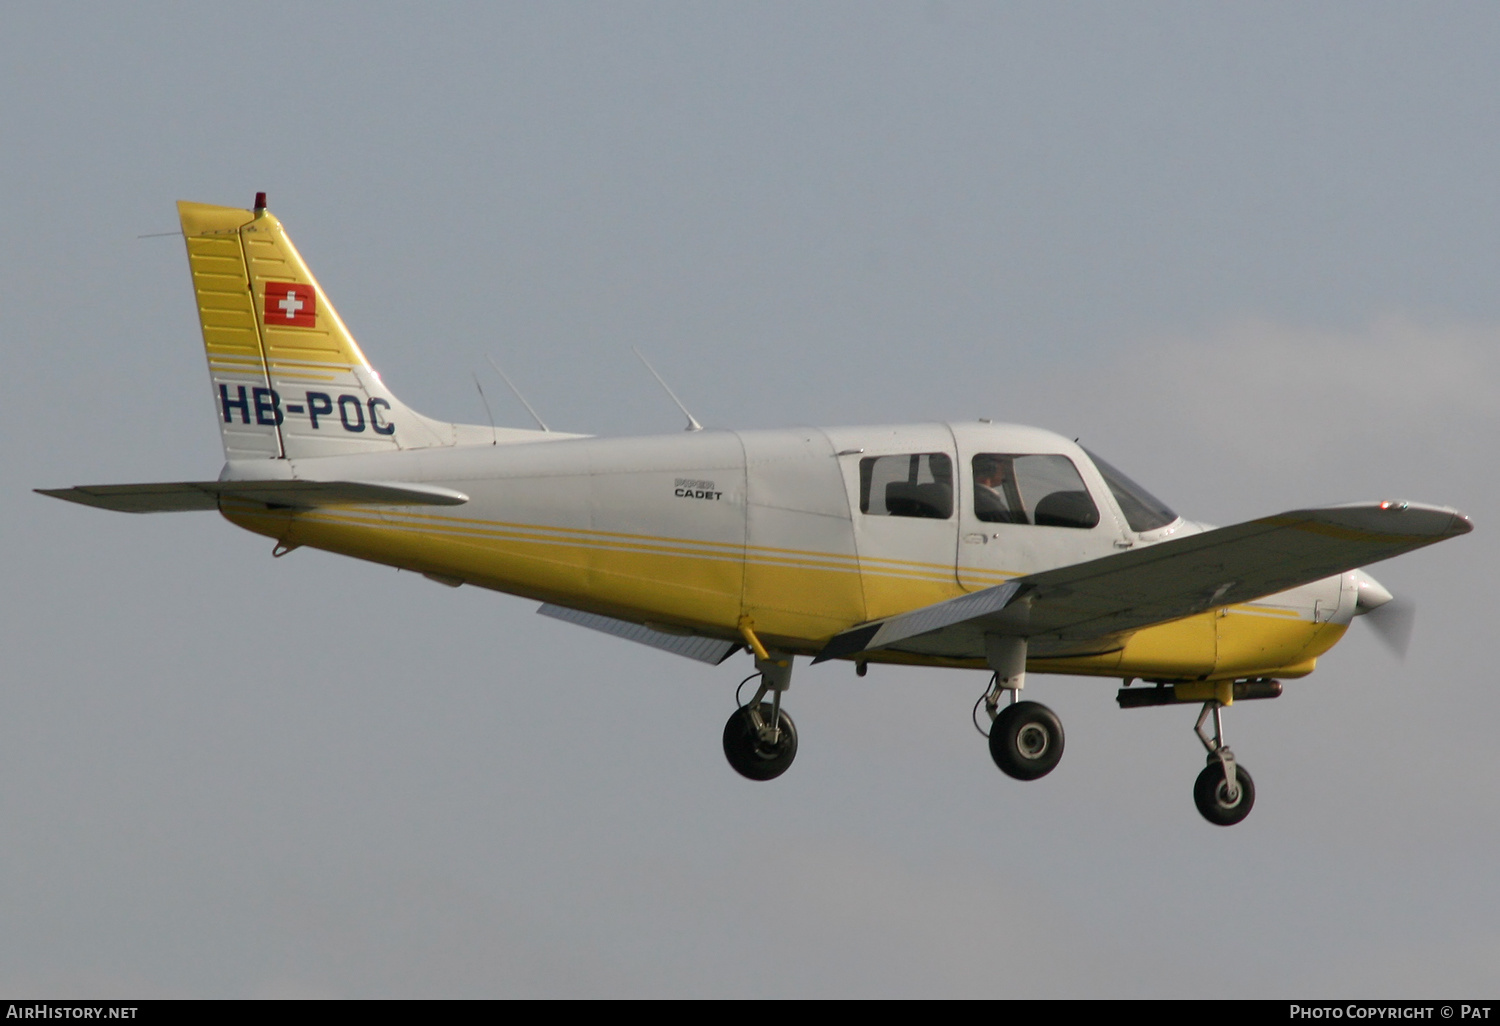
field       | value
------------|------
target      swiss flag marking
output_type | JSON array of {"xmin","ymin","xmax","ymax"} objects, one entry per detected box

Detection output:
[{"xmin": 264, "ymin": 282, "xmax": 317, "ymax": 328}]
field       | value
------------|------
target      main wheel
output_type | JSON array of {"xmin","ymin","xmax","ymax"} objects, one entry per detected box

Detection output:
[
  {"xmin": 1193, "ymin": 760, "xmax": 1256, "ymax": 826},
  {"xmin": 722, "ymin": 704, "xmax": 798, "ymax": 781},
  {"xmin": 988, "ymin": 701, "xmax": 1064, "ymax": 780}
]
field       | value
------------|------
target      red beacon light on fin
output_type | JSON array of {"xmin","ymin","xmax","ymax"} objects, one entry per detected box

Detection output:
[{"xmin": 253, "ymin": 192, "xmax": 267, "ymax": 213}]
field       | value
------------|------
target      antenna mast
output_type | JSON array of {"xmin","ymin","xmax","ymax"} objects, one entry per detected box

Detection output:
[
  {"xmin": 471, "ymin": 373, "xmax": 497, "ymax": 445},
  {"xmin": 486, "ymin": 355, "xmax": 550, "ymax": 432},
  {"xmin": 633, "ymin": 347, "xmax": 703, "ymax": 432}
]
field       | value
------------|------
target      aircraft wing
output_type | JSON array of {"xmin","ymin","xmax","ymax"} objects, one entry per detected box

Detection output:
[
  {"xmin": 814, "ymin": 501, "xmax": 1472, "ymax": 663},
  {"xmin": 36, "ymin": 480, "xmax": 470, "ymax": 513}
]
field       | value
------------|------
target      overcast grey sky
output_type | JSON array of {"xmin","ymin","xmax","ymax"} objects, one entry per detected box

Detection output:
[{"xmin": 2, "ymin": 2, "xmax": 1496, "ymax": 997}]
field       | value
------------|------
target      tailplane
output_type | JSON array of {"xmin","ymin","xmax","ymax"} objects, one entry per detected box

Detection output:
[{"xmin": 180, "ymin": 196, "xmax": 493, "ymax": 461}]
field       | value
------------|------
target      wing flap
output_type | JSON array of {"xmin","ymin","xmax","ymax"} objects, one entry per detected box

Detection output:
[
  {"xmin": 815, "ymin": 501, "xmax": 1472, "ymax": 662},
  {"xmin": 814, "ymin": 581, "xmax": 1023, "ymax": 662},
  {"xmin": 537, "ymin": 604, "xmax": 741, "ymax": 665},
  {"xmin": 36, "ymin": 479, "xmax": 470, "ymax": 513}
]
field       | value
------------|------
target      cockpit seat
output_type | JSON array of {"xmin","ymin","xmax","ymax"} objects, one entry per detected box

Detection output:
[
  {"xmin": 1032, "ymin": 490, "xmax": 1100, "ymax": 529},
  {"xmin": 885, "ymin": 481, "xmax": 953, "ymax": 519}
]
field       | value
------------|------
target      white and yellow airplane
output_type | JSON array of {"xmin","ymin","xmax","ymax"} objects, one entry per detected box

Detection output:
[{"xmin": 40, "ymin": 196, "xmax": 1473, "ymax": 826}]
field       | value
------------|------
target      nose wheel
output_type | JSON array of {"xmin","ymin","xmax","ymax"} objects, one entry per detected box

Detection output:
[
  {"xmin": 1194, "ymin": 757, "xmax": 1255, "ymax": 826},
  {"xmin": 1192, "ymin": 699, "xmax": 1255, "ymax": 826}
]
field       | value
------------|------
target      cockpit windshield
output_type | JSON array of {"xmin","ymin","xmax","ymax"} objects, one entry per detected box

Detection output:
[{"xmin": 1084, "ymin": 450, "xmax": 1178, "ymax": 533}]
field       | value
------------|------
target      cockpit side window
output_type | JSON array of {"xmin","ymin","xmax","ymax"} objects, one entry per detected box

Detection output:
[
  {"xmin": 972, "ymin": 454, "xmax": 1100, "ymax": 529},
  {"xmin": 859, "ymin": 453, "xmax": 953, "ymax": 519},
  {"xmin": 1084, "ymin": 449, "xmax": 1178, "ymax": 533}
]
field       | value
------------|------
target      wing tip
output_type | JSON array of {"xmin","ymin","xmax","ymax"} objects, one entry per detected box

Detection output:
[{"xmin": 1289, "ymin": 502, "xmax": 1476, "ymax": 540}]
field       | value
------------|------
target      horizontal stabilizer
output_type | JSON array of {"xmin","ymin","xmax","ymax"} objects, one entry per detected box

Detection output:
[
  {"xmin": 36, "ymin": 479, "xmax": 469, "ymax": 513},
  {"xmin": 538, "ymin": 604, "xmax": 741, "ymax": 665},
  {"xmin": 815, "ymin": 501, "xmax": 1472, "ymax": 663}
]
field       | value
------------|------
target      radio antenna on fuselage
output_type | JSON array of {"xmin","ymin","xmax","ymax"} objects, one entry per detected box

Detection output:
[
  {"xmin": 486, "ymin": 355, "xmax": 550, "ymax": 432},
  {"xmin": 632, "ymin": 347, "xmax": 703, "ymax": 432},
  {"xmin": 471, "ymin": 373, "xmax": 498, "ymax": 445}
]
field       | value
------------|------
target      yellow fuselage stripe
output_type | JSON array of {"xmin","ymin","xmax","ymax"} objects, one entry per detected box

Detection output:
[{"xmin": 222, "ymin": 502, "xmax": 1342, "ymax": 682}]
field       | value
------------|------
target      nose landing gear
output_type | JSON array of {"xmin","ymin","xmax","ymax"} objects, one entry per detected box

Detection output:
[
  {"xmin": 1192, "ymin": 699, "xmax": 1255, "ymax": 826},
  {"xmin": 1118, "ymin": 679, "xmax": 1279, "ymax": 825}
]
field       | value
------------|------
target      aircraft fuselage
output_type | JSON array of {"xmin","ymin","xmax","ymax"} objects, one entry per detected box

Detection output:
[{"xmin": 219, "ymin": 419, "xmax": 1351, "ymax": 683}]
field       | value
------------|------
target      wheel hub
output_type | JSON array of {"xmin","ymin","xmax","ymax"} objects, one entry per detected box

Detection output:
[{"xmin": 1017, "ymin": 724, "xmax": 1050, "ymax": 760}]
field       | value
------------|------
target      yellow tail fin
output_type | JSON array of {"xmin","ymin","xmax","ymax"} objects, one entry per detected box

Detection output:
[{"xmin": 179, "ymin": 197, "xmax": 460, "ymax": 461}]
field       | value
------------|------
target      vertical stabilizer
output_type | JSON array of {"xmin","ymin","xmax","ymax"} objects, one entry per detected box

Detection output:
[{"xmin": 179, "ymin": 198, "xmax": 458, "ymax": 461}]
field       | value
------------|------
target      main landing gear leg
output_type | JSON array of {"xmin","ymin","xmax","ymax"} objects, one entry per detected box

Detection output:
[
  {"xmin": 981, "ymin": 636, "xmax": 1064, "ymax": 781},
  {"xmin": 1192, "ymin": 699, "xmax": 1256, "ymax": 826},
  {"xmin": 722, "ymin": 650, "xmax": 798, "ymax": 781}
]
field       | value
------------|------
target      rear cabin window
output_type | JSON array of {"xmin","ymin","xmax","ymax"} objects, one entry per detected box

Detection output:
[
  {"xmin": 972, "ymin": 454, "xmax": 1099, "ymax": 529},
  {"xmin": 859, "ymin": 453, "xmax": 953, "ymax": 519}
]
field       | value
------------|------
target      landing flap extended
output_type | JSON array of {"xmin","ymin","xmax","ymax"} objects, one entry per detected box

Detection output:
[{"xmin": 538, "ymin": 604, "xmax": 741, "ymax": 665}]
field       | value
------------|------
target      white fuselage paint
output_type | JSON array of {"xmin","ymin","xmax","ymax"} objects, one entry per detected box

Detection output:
[{"xmin": 225, "ymin": 420, "xmax": 1352, "ymax": 654}]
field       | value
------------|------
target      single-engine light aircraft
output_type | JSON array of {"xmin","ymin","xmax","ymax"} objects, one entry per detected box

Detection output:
[{"xmin": 40, "ymin": 196, "xmax": 1474, "ymax": 826}]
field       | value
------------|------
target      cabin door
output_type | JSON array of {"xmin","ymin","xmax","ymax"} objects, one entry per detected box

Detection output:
[
  {"xmin": 949, "ymin": 424, "xmax": 1126, "ymax": 593},
  {"xmin": 827, "ymin": 424, "xmax": 963, "ymax": 623}
]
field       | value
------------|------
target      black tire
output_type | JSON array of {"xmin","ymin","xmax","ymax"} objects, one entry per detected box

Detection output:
[
  {"xmin": 722, "ymin": 704, "xmax": 798, "ymax": 781},
  {"xmin": 1193, "ymin": 760, "xmax": 1256, "ymax": 826},
  {"xmin": 988, "ymin": 701, "xmax": 1064, "ymax": 780}
]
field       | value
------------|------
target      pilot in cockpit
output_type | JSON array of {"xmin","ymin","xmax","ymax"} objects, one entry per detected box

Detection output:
[{"xmin": 973, "ymin": 455, "xmax": 1027, "ymax": 524}]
